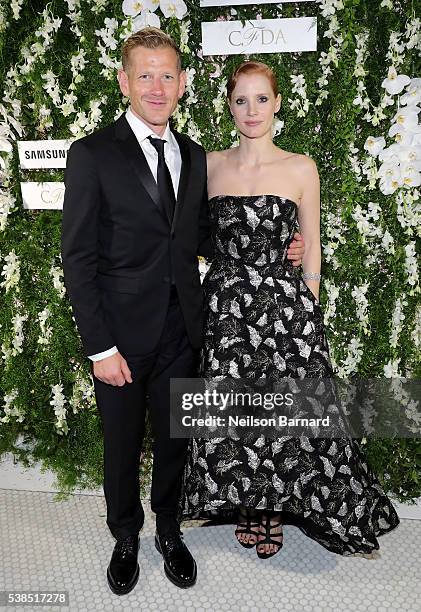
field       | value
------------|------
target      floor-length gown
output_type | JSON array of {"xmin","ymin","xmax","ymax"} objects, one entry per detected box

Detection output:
[{"xmin": 180, "ymin": 194, "xmax": 399, "ymax": 555}]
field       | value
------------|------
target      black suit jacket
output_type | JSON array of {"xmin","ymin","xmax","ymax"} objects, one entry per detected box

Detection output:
[{"xmin": 61, "ymin": 114, "xmax": 212, "ymax": 358}]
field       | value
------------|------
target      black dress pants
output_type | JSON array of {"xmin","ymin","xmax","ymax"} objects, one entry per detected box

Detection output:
[{"xmin": 92, "ymin": 288, "xmax": 198, "ymax": 540}]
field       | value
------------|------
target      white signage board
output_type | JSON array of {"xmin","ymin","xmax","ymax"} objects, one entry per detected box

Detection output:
[
  {"xmin": 20, "ymin": 182, "xmax": 65, "ymax": 210},
  {"xmin": 18, "ymin": 140, "xmax": 72, "ymax": 169},
  {"xmin": 201, "ymin": 17, "xmax": 317, "ymax": 56},
  {"xmin": 201, "ymin": 0, "xmax": 314, "ymax": 5}
]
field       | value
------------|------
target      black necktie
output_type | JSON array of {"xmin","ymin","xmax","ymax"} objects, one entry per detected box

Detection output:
[{"xmin": 148, "ymin": 136, "xmax": 176, "ymax": 224}]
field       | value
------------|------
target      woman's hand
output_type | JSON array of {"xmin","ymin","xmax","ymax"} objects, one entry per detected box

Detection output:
[{"xmin": 287, "ymin": 231, "xmax": 305, "ymax": 267}]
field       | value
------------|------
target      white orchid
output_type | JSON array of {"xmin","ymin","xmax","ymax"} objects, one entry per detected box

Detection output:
[
  {"xmin": 50, "ymin": 384, "xmax": 68, "ymax": 435},
  {"xmin": 122, "ymin": 0, "xmax": 156, "ymax": 16},
  {"xmin": 0, "ymin": 125, "xmax": 13, "ymax": 154},
  {"xmin": 401, "ymin": 164, "xmax": 421, "ymax": 188},
  {"xmin": 132, "ymin": 10, "xmax": 160, "ymax": 31},
  {"xmin": 401, "ymin": 82, "xmax": 421, "ymax": 107},
  {"xmin": 412, "ymin": 126, "xmax": 421, "ymax": 146},
  {"xmin": 382, "ymin": 67, "xmax": 411, "ymax": 95},
  {"xmin": 381, "ymin": 230, "xmax": 395, "ymax": 254},
  {"xmin": 378, "ymin": 162, "xmax": 403, "ymax": 194},
  {"xmin": 159, "ymin": 0, "xmax": 187, "ymax": 20},
  {"xmin": 378, "ymin": 142, "xmax": 401, "ymax": 163},
  {"xmin": 404, "ymin": 242, "xmax": 419, "ymax": 289},
  {"xmin": 272, "ymin": 118, "xmax": 284, "ymax": 137},
  {"xmin": 364, "ymin": 136, "xmax": 385, "ymax": 157},
  {"xmin": 0, "ymin": 103, "xmax": 23, "ymax": 137},
  {"xmin": 377, "ymin": 159, "xmax": 400, "ymax": 176},
  {"xmin": 392, "ymin": 106, "xmax": 420, "ymax": 130},
  {"xmin": 388, "ymin": 123, "xmax": 416, "ymax": 145},
  {"xmin": 383, "ymin": 359, "xmax": 401, "ymax": 378},
  {"xmin": 398, "ymin": 145, "xmax": 421, "ymax": 167}
]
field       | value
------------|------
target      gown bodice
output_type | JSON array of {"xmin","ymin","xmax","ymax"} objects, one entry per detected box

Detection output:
[{"xmin": 208, "ymin": 194, "xmax": 299, "ymax": 271}]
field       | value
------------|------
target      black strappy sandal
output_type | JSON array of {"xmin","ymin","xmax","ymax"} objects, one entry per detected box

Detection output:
[
  {"xmin": 256, "ymin": 512, "xmax": 283, "ymax": 559},
  {"xmin": 235, "ymin": 507, "xmax": 260, "ymax": 549}
]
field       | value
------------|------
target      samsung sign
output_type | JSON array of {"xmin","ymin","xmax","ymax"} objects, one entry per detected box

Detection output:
[{"xmin": 18, "ymin": 140, "xmax": 72, "ymax": 169}]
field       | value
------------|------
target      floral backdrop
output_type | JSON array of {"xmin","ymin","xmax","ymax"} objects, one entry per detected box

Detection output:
[{"xmin": 0, "ymin": 0, "xmax": 420, "ymax": 501}]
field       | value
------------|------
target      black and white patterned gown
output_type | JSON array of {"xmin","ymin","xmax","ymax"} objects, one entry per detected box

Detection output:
[{"xmin": 180, "ymin": 194, "xmax": 399, "ymax": 555}]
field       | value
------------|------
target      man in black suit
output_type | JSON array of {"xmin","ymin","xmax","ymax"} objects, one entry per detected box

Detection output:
[{"xmin": 61, "ymin": 27, "xmax": 304, "ymax": 594}]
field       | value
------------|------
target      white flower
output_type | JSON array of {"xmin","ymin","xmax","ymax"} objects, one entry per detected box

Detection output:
[
  {"xmin": 398, "ymin": 145, "xmax": 421, "ymax": 168},
  {"xmin": 392, "ymin": 106, "xmax": 420, "ymax": 131},
  {"xmin": 384, "ymin": 359, "xmax": 401, "ymax": 378},
  {"xmin": 388, "ymin": 124, "xmax": 417, "ymax": 146},
  {"xmin": 411, "ymin": 305, "xmax": 421, "ymax": 348},
  {"xmin": 390, "ymin": 296, "xmax": 407, "ymax": 349},
  {"xmin": 0, "ymin": 125, "xmax": 13, "ymax": 155},
  {"xmin": 95, "ymin": 19, "xmax": 119, "ymax": 51},
  {"xmin": 50, "ymin": 265, "xmax": 66, "ymax": 298},
  {"xmin": 382, "ymin": 66, "xmax": 411, "ymax": 95},
  {"xmin": 1, "ymin": 389, "xmax": 24, "ymax": 424},
  {"xmin": 404, "ymin": 242, "xmax": 419, "ymax": 288},
  {"xmin": 378, "ymin": 142, "xmax": 401, "ymax": 164},
  {"xmin": 364, "ymin": 136, "xmax": 385, "ymax": 157},
  {"xmin": 132, "ymin": 10, "xmax": 160, "ymax": 31},
  {"xmin": 11, "ymin": 0, "xmax": 24, "ymax": 20},
  {"xmin": 159, "ymin": 0, "xmax": 188, "ymax": 20},
  {"xmin": 351, "ymin": 282, "xmax": 370, "ymax": 335},
  {"xmin": 179, "ymin": 19, "xmax": 190, "ymax": 52},
  {"xmin": 50, "ymin": 384, "xmax": 68, "ymax": 435},
  {"xmin": 69, "ymin": 371, "xmax": 95, "ymax": 414},
  {"xmin": 396, "ymin": 188, "xmax": 421, "ymax": 233},
  {"xmin": 401, "ymin": 164, "xmax": 421, "ymax": 188},
  {"xmin": 413, "ymin": 126, "xmax": 421, "ymax": 147},
  {"xmin": 337, "ymin": 337, "xmax": 364, "ymax": 378},
  {"xmin": 2, "ymin": 306, "xmax": 28, "ymax": 361},
  {"xmin": 381, "ymin": 230, "xmax": 395, "ymax": 254},
  {"xmin": 377, "ymin": 157, "xmax": 400, "ymax": 177},
  {"xmin": 0, "ymin": 190, "xmax": 15, "ymax": 232},
  {"xmin": 37, "ymin": 307, "xmax": 52, "ymax": 346},
  {"xmin": 378, "ymin": 158, "xmax": 403, "ymax": 194},
  {"xmin": 122, "ymin": 0, "xmax": 155, "ymax": 16},
  {"xmin": 0, "ymin": 250, "xmax": 20, "ymax": 293},
  {"xmin": 401, "ymin": 82, "xmax": 421, "ymax": 107},
  {"xmin": 272, "ymin": 118, "xmax": 284, "ymax": 137}
]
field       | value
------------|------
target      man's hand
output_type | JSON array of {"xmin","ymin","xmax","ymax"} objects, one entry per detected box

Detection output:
[
  {"xmin": 287, "ymin": 231, "xmax": 305, "ymax": 267},
  {"xmin": 93, "ymin": 352, "xmax": 133, "ymax": 386}
]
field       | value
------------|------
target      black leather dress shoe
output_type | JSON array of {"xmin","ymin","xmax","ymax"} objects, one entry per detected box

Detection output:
[
  {"xmin": 155, "ymin": 529, "xmax": 197, "ymax": 588},
  {"xmin": 107, "ymin": 534, "xmax": 140, "ymax": 595}
]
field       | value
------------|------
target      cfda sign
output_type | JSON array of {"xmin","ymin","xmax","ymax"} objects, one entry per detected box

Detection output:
[
  {"xmin": 20, "ymin": 182, "xmax": 65, "ymax": 210},
  {"xmin": 200, "ymin": 0, "xmax": 314, "ymax": 5},
  {"xmin": 201, "ymin": 17, "xmax": 317, "ymax": 56}
]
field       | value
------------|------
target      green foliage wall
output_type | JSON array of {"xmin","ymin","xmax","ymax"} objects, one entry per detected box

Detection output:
[{"xmin": 0, "ymin": 0, "xmax": 420, "ymax": 501}]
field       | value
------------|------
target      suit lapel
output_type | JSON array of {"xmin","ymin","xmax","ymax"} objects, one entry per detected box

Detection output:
[
  {"xmin": 114, "ymin": 115, "xmax": 162, "ymax": 215},
  {"xmin": 113, "ymin": 116, "xmax": 192, "ymax": 232},
  {"xmin": 172, "ymin": 130, "xmax": 191, "ymax": 234}
]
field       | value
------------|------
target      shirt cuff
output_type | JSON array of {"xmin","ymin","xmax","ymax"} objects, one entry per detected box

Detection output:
[{"xmin": 88, "ymin": 346, "xmax": 118, "ymax": 362}]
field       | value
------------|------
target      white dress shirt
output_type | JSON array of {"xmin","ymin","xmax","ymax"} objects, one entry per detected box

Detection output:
[{"xmin": 88, "ymin": 107, "xmax": 182, "ymax": 362}]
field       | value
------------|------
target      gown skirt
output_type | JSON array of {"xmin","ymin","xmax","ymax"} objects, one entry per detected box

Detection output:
[{"xmin": 179, "ymin": 194, "xmax": 399, "ymax": 555}]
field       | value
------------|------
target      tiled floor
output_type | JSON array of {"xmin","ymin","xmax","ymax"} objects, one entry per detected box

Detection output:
[{"xmin": 1, "ymin": 489, "xmax": 420, "ymax": 611}]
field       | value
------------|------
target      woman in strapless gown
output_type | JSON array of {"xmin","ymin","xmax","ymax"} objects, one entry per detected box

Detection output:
[{"xmin": 180, "ymin": 61, "xmax": 399, "ymax": 558}]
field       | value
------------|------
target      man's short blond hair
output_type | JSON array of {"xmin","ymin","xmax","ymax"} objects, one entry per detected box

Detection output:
[{"xmin": 121, "ymin": 27, "xmax": 182, "ymax": 72}]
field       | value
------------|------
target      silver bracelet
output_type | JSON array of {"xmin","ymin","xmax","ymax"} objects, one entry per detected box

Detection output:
[{"xmin": 302, "ymin": 272, "xmax": 321, "ymax": 281}]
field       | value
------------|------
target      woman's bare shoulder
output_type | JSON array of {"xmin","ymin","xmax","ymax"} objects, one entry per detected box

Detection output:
[
  {"xmin": 207, "ymin": 149, "xmax": 234, "ymax": 171},
  {"xmin": 293, "ymin": 152, "xmax": 318, "ymax": 171}
]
